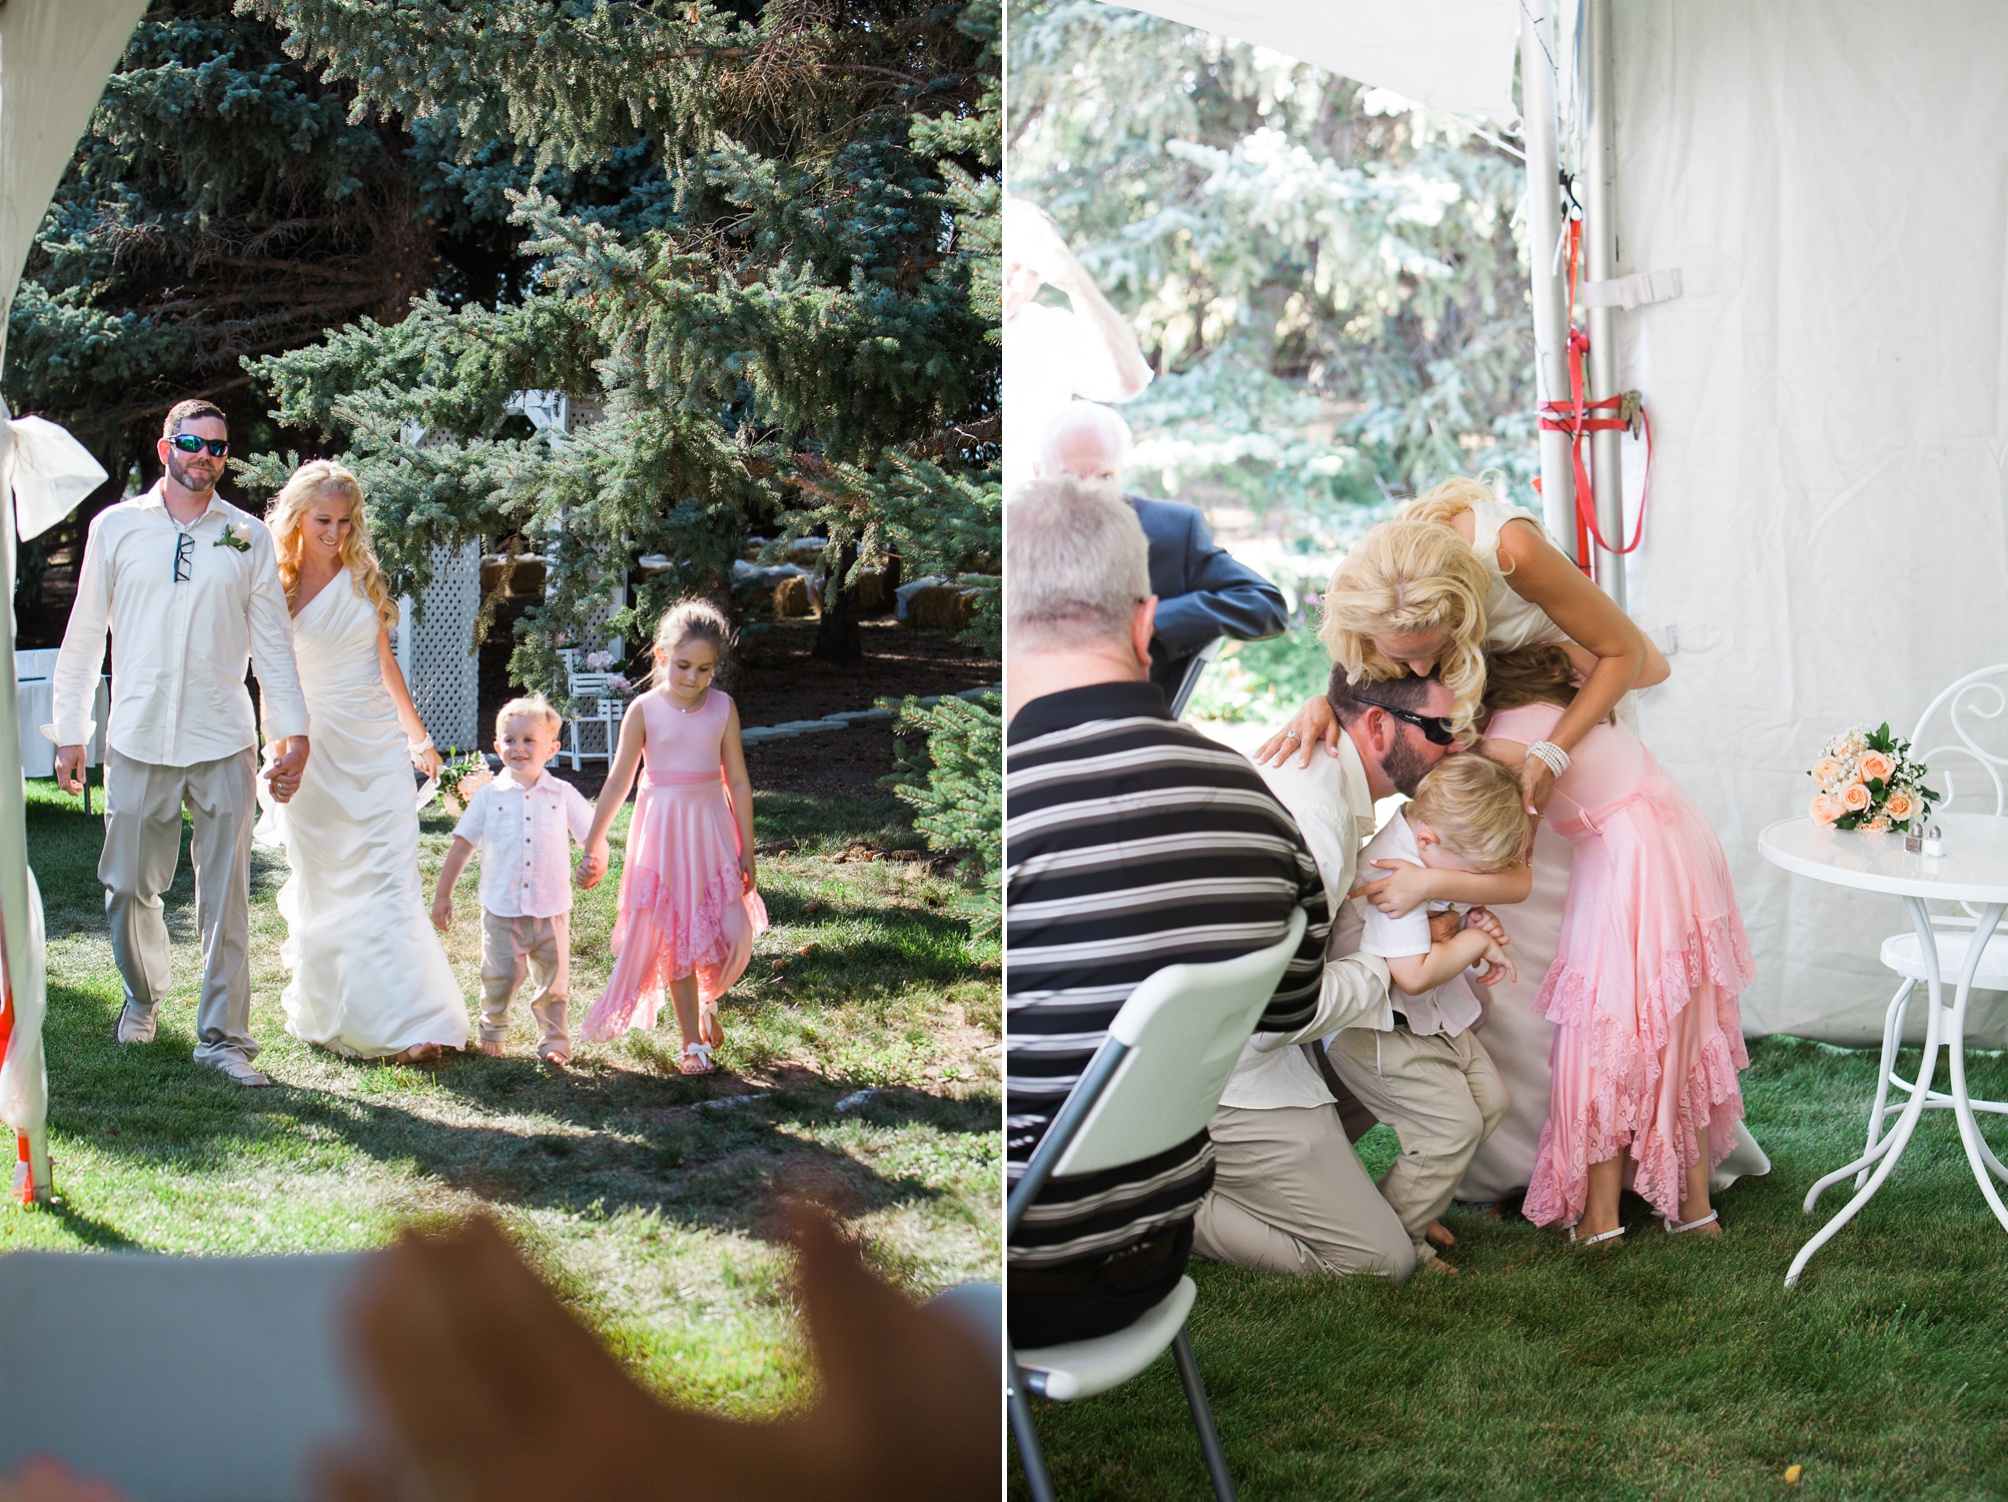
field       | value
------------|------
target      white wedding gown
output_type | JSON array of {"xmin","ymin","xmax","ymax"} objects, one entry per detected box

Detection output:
[{"xmin": 262, "ymin": 574, "xmax": 470, "ymax": 1057}]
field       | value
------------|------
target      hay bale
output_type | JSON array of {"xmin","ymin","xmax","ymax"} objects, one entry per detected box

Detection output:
[
  {"xmin": 905, "ymin": 584, "xmax": 975, "ymax": 632},
  {"xmin": 773, "ymin": 574, "xmax": 816, "ymax": 617},
  {"xmin": 852, "ymin": 566, "xmax": 888, "ymax": 613}
]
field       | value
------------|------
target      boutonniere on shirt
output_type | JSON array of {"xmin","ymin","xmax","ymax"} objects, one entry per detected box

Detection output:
[{"xmin": 214, "ymin": 522, "xmax": 253, "ymax": 553}]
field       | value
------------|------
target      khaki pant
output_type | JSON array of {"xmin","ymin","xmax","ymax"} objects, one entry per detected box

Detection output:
[
  {"xmin": 100, "ymin": 748, "xmax": 258, "ymax": 1067},
  {"xmin": 1327, "ymin": 1026, "xmax": 1508, "ymax": 1263},
  {"xmin": 1192, "ymin": 1103, "xmax": 1416, "ymax": 1281},
  {"xmin": 480, "ymin": 910, "xmax": 570, "ymax": 1050}
]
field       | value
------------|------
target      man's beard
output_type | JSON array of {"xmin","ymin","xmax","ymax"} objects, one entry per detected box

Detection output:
[
  {"xmin": 165, "ymin": 449, "xmax": 218, "ymax": 495},
  {"xmin": 1379, "ymin": 735, "xmax": 1433, "ymax": 798}
]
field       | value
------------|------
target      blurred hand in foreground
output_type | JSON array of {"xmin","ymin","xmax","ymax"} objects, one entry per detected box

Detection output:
[{"xmin": 320, "ymin": 1208, "xmax": 998, "ymax": 1502}]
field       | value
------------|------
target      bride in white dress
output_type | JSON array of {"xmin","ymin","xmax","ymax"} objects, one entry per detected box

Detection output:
[{"xmin": 260, "ymin": 461, "xmax": 470, "ymax": 1061}]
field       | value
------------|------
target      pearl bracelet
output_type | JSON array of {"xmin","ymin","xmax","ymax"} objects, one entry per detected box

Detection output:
[
  {"xmin": 410, "ymin": 737, "xmax": 435, "ymax": 755},
  {"xmin": 1527, "ymin": 739, "xmax": 1571, "ymax": 777}
]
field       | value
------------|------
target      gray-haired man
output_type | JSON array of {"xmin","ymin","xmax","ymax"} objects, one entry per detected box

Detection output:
[{"xmin": 48, "ymin": 399, "xmax": 311, "ymax": 1086}]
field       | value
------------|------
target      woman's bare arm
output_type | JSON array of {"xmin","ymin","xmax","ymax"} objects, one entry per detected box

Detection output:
[
  {"xmin": 1495, "ymin": 519, "xmax": 1665, "ymax": 810},
  {"xmin": 377, "ymin": 622, "xmax": 442, "ymax": 776},
  {"xmin": 721, "ymin": 701, "xmax": 756, "ymax": 890}
]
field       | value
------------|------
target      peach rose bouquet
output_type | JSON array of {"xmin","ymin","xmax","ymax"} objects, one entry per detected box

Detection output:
[{"xmin": 1808, "ymin": 722, "xmax": 1939, "ymax": 833}]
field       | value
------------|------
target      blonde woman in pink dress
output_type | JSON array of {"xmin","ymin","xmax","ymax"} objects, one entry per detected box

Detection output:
[
  {"xmin": 577, "ymin": 600, "xmax": 768, "ymax": 1074},
  {"xmin": 1478, "ymin": 648, "xmax": 1752, "ymax": 1241}
]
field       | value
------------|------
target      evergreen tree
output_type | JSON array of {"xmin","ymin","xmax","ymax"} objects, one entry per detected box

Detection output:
[
  {"xmin": 1009, "ymin": 0, "xmax": 1533, "ymax": 537},
  {"xmin": 235, "ymin": 0, "xmax": 1001, "ymax": 695},
  {"xmin": 4, "ymin": 0, "xmax": 530, "ymax": 490},
  {"xmin": 887, "ymin": 691, "xmax": 1000, "ymax": 932},
  {"xmin": 0, "ymin": 0, "xmax": 542, "ymax": 638}
]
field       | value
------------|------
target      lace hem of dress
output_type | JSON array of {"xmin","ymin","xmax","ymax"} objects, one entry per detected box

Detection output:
[
  {"xmin": 578, "ymin": 859, "xmax": 747, "ymax": 1041},
  {"xmin": 1522, "ymin": 914, "xmax": 1754, "ymax": 1226}
]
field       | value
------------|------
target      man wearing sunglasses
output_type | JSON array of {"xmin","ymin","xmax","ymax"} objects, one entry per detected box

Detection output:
[
  {"xmin": 47, "ymin": 399, "xmax": 310, "ymax": 1087},
  {"xmin": 1192, "ymin": 667, "xmax": 1464, "ymax": 1281}
]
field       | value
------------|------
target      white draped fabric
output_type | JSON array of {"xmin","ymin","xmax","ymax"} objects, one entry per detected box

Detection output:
[
  {"xmin": 0, "ymin": 1, "xmax": 149, "ymax": 1158},
  {"xmin": 261, "ymin": 578, "xmax": 469, "ymax": 1058},
  {"xmin": 1615, "ymin": 0, "xmax": 2008, "ymax": 1043}
]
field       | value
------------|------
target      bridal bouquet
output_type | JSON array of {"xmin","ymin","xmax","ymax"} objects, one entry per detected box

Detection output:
[{"xmin": 1808, "ymin": 723, "xmax": 1940, "ymax": 833}]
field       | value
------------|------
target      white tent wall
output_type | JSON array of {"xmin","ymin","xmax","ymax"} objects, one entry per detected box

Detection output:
[{"xmin": 1615, "ymin": 0, "xmax": 2008, "ymax": 1043}]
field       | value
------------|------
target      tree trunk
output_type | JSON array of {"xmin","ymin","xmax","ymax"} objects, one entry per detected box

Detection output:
[{"xmin": 811, "ymin": 539, "xmax": 864, "ymax": 664}]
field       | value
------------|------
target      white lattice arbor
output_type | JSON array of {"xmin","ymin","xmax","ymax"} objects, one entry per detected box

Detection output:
[{"xmin": 394, "ymin": 541, "xmax": 483, "ymax": 754}]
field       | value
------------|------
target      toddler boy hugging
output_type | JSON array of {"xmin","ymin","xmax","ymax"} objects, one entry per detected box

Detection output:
[
  {"xmin": 1326, "ymin": 754, "xmax": 1531, "ymax": 1272},
  {"xmin": 432, "ymin": 695, "xmax": 595, "ymax": 1065}
]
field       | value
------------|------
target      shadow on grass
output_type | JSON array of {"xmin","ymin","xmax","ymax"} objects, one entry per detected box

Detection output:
[{"xmin": 46, "ymin": 976, "xmax": 995, "ymax": 1244}]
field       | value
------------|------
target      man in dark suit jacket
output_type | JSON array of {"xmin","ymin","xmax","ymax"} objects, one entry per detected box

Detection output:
[{"xmin": 1037, "ymin": 401, "xmax": 1288, "ymax": 706}]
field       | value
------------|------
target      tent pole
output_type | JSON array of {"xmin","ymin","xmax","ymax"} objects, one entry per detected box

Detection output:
[
  {"xmin": 1519, "ymin": 1, "xmax": 1577, "ymax": 563},
  {"xmin": 1582, "ymin": 0, "xmax": 1627, "ymax": 605}
]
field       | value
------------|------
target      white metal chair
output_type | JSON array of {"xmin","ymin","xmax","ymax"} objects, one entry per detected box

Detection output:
[
  {"xmin": 557, "ymin": 648, "xmax": 625, "ymax": 770},
  {"xmin": 0, "ymin": 1250, "xmax": 375, "ymax": 1500},
  {"xmin": 1008, "ymin": 907, "xmax": 1307, "ymax": 1502},
  {"xmin": 1856, "ymin": 664, "xmax": 2008, "ymax": 1183}
]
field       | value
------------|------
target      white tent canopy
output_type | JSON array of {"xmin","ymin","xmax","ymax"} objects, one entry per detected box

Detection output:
[
  {"xmin": 1107, "ymin": 0, "xmax": 1520, "ymax": 124},
  {"xmin": 1112, "ymin": 0, "xmax": 2008, "ymax": 1044}
]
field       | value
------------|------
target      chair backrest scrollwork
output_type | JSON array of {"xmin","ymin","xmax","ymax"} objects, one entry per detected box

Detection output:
[{"xmin": 1909, "ymin": 664, "xmax": 2008, "ymax": 819}]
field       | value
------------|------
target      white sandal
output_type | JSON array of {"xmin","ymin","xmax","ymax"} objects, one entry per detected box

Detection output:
[
  {"xmin": 679, "ymin": 1041, "xmax": 716, "ymax": 1076},
  {"xmin": 1568, "ymin": 1223, "xmax": 1626, "ymax": 1248},
  {"xmin": 1665, "ymin": 1209, "xmax": 1720, "ymax": 1235}
]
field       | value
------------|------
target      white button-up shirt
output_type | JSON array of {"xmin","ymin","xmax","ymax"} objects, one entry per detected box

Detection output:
[
  {"xmin": 1217, "ymin": 731, "xmax": 1395, "ymax": 1111},
  {"xmin": 1353, "ymin": 810, "xmax": 1483, "ymax": 1038},
  {"xmin": 47, "ymin": 482, "xmax": 309, "ymax": 767},
  {"xmin": 453, "ymin": 769, "xmax": 597, "ymax": 918}
]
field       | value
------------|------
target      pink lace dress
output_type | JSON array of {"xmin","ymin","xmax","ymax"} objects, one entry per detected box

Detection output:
[
  {"xmin": 580, "ymin": 688, "xmax": 769, "ymax": 1041},
  {"xmin": 1487, "ymin": 702, "xmax": 1753, "ymax": 1226}
]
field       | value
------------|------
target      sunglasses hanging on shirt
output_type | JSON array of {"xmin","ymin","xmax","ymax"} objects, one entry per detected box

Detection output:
[{"xmin": 172, "ymin": 532, "xmax": 195, "ymax": 583}]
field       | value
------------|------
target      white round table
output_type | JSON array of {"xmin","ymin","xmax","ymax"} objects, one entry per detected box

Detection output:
[{"xmin": 1760, "ymin": 812, "xmax": 2008, "ymax": 1284}]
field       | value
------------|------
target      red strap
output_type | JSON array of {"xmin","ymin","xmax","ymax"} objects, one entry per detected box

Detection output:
[{"xmin": 1533, "ymin": 218, "xmax": 1651, "ymax": 568}]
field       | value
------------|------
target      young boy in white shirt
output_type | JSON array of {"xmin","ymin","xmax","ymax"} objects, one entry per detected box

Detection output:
[
  {"xmin": 1328, "ymin": 753, "xmax": 1530, "ymax": 1270},
  {"xmin": 432, "ymin": 696, "xmax": 595, "ymax": 1064}
]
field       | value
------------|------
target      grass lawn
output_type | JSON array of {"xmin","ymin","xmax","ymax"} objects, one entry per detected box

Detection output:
[
  {"xmin": 1016, "ymin": 1038, "xmax": 2008, "ymax": 1500},
  {"xmin": 5, "ymin": 771, "xmax": 1000, "ymax": 1416}
]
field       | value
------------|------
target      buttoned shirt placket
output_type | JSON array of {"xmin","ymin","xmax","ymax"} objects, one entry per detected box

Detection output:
[
  {"xmin": 520, "ymin": 785, "xmax": 539, "ymax": 912},
  {"xmin": 159, "ymin": 504, "xmax": 212, "ymax": 765}
]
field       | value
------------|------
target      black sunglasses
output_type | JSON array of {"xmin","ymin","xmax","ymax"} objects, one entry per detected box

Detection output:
[
  {"xmin": 1353, "ymin": 693, "xmax": 1456, "ymax": 746},
  {"xmin": 169, "ymin": 433, "xmax": 229, "ymax": 458}
]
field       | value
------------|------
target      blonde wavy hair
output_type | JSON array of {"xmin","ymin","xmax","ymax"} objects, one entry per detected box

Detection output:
[
  {"xmin": 267, "ymin": 460, "xmax": 397, "ymax": 630},
  {"xmin": 1318, "ymin": 476, "xmax": 1502, "ymax": 739}
]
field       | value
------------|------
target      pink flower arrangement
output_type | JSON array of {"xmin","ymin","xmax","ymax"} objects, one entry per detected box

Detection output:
[{"xmin": 1808, "ymin": 722, "xmax": 1939, "ymax": 833}]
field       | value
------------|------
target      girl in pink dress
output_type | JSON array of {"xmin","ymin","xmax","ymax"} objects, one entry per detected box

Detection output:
[
  {"xmin": 1479, "ymin": 648, "xmax": 1753, "ymax": 1242},
  {"xmin": 577, "ymin": 600, "xmax": 768, "ymax": 1074}
]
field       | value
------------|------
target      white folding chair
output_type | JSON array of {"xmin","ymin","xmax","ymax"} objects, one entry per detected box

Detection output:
[
  {"xmin": 1857, "ymin": 664, "xmax": 2008, "ymax": 1183},
  {"xmin": 0, "ymin": 1251, "xmax": 376, "ymax": 1501},
  {"xmin": 556, "ymin": 650, "xmax": 624, "ymax": 770},
  {"xmin": 1008, "ymin": 907, "xmax": 1307, "ymax": 1502}
]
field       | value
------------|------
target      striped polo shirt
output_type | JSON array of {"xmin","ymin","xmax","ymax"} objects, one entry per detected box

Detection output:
[{"xmin": 1006, "ymin": 680, "xmax": 1333, "ymax": 1271}]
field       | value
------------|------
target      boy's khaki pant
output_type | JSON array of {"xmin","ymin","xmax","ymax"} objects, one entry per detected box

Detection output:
[
  {"xmin": 480, "ymin": 910, "xmax": 570, "ymax": 1051},
  {"xmin": 1326, "ymin": 1025, "xmax": 1508, "ymax": 1264}
]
